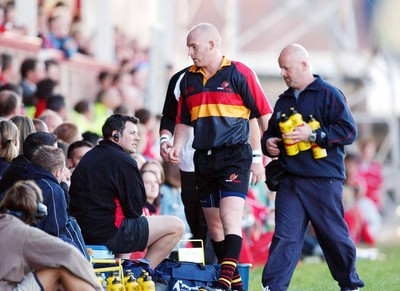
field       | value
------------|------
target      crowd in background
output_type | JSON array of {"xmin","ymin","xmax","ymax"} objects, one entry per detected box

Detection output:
[{"xmin": 0, "ymin": 0, "xmax": 386, "ymax": 267}]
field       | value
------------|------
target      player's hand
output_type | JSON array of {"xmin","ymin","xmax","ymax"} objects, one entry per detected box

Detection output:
[
  {"xmin": 168, "ymin": 146, "xmax": 181, "ymax": 165},
  {"xmin": 160, "ymin": 140, "xmax": 173, "ymax": 161},
  {"xmin": 250, "ymin": 162, "xmax": 265, "ymax": 185}
]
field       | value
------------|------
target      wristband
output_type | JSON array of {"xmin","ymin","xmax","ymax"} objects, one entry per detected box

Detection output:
[
  {"xmin": 252, "ymin": 149, "xmax": 262, "ymax": 164},
  {"xmin": 160, "ymin": 134, "xmax": 170, "ymax": 144}
]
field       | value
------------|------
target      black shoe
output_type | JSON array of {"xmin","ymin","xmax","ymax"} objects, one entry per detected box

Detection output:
[{"xmin": 199, "ymin": 282, "xmax": 231, "ymax": 291}]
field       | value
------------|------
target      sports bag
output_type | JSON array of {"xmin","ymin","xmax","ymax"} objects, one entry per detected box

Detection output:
[
  {"xmin": 154, "ymin": 258, "xmax": 217, "ymax": 290},
  {"xmin": 265, "ymin": 159, "xmax": 285, "ymax": 191}
]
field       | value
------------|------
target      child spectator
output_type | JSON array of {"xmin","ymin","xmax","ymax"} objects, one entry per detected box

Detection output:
[{"xmin": 129, "ymin": 168, "xmax": 162, "ymax": 260}]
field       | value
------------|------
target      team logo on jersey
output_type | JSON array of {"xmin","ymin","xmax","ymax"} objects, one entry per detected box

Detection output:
[
  {"xmin": 217, "ymin": 81, "xmax": 233, "ymax": 92},
  {"xmin": 225, "ymin": 173, "xmax": 241, "ymax": 183},
  {"xmin": 184, "ymin": 86, "xmax": 195, "ymax": 95}
]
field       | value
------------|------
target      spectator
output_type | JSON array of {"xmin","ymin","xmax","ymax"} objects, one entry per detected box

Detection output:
[
  {"xmin": 69, "ymin": 114, "xmax": 184, "ymax": 269},
  {"xmin": 135, "ymin": 123, "xmax": 148, "ymax": 157},
  {"xmin": 114, "ymin": 71, "xmax": 144, "ymax": 113},
  {"xmin": 132, "ymin": 153, "xmax": 146, "ymax": 169},
  {"xmin": 92, "ymin": 87, "xmax": 122, "ymax": 135},
  {"xmin": 141, "ymin": 159, "xmax": 165, "ymax": 185},
  {"xmin": 41, "ymin": 14, "xmax": 78, "ymax": 59},
  {"xmin": 0, "ymin": 120, "xmax": 19, "ymax": 177},
  {"xmin": 27, "ymin": 147, "xmax": 71, "ymax": 238},
  {"xmin": 19, "ymin": 58, "xmax": 45, "ymax": 107},
  {"xmin": 94, "ymin": 70, "xmax": 113, "ymax": 103},
  {"xmin": 0, "ymin": 180, "xmax": 102, "ymax": 291},
  {"xmin": 0, "ymin": 53, "xmax": 15, "ymax": 85},
  {"xmin": 357, "ymin": 136, "xmax": 384, "ymax": 212},
  {"xmin": 114, "ymin": 104, "xmax": 133, "ymax": 116},
  {"xmin": 3, "ymin": 0, "xmax": 27, "ymax": 35},
  {"xmin": 10, "ymin": 115, "xmax": 36, "ymax": 155},
  {"xmin": 160, "ymin": 160, "xmax": 191, "ymax": 240},
  {"xmin": 0, "ymin": 131, "xmax": 57, "ymax": 196},
  {"xmin": 129, "ymin": 169, "xmax": 162, "ymax": 260},
  {"xmin": 53, "ymin": 122, "xmax": 82, "ymax": 146},
  {"xmin": 70, "ymin": 18, "xmax": 93, "ymax": 56},
  {"xmin": 71, "ymin": 99, "xmax": 93, "ymax": 133},
  {"xmin": 0, "ymin": 4, "xmax": 5, "ymax": 33},
  {"xmin": 38, "ymin": 109, "xmax": 63, "ymax": 132},
  {"xmin": 0, "ymin": 82, "xmax": 23, "ymax": 96},
  {"xmin": 141, "ymin": 170, "xmax": 161, "ymax": 213},
  {"xmin": 344, "ymin": 153, "xmax": 382, "ymax": 245},
  {"xmin": 47, "ymin": 94, "xmax": 67, "ymax": 120},
  {"xmin": 82, "ymin": 130, "xmax": 101, "ymax": 145},
  {"xmin": 44, "ymin": 58, "xmax": 61, "ymax": 82},
  {"xmin": 33, "ymin": 78, "xmax": 58, "ymax": 118},
  {"xmin": 0, "ymin": 89, "xmax": 21, "ymax": 120},
  {"xmin": 30, "ymin": 145, "xmax": 88, "ymax": 258},
  {"xmin": 33, "ymin": 117, "xmax": 49, "ymax": 132},
  {"xmin": 135, "ymin": 108, "xmax": 158, "ymax": 160},
  {"xmin": 67, "ymin": 140, "xmax": 93, "ymax": 170}
]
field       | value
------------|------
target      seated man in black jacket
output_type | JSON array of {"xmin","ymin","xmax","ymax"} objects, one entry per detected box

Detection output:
[{"xmin": 69, "ymin": 114, "xmax": 184, "ymax": 270}]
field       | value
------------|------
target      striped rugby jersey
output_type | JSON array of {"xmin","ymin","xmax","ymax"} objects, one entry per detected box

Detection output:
[{"xmin": 177, "ymin": 57, "xmax": 272, "ymax": 150}]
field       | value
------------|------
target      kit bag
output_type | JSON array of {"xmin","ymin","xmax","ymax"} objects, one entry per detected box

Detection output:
[
  {"xmin": 265, "ymin": 159, "xmax": 285, "ymax": 191},
  {"xmin": 153, "ymin": 258, "xmax": 217, "ymax": 290}
]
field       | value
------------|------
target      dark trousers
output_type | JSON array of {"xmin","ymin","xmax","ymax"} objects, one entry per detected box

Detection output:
[
  {"xmin": 180, "ymin": 170, "xmax": 216, "ymax": 264},
  {"xmin": 262, "ymin": 175, "xmax": 364, "ymax": 291}
]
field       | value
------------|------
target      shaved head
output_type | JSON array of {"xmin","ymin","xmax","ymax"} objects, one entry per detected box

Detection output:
[
  {"xmin": 186, "ymin": 23, "xmax": 223, "ymax": 74},
  {"xmin": 187, "ymin": 23, "xmax": 221, "ymax": 49},
  {"xmin": 278, "ymin": 44, "xmax": 315, "ymax": 90},
  {"xmin": 279, "ymin": 44, "xmax": 310, "ymax": 65}
]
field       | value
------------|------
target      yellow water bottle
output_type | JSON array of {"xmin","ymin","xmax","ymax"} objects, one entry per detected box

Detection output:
[
  {"xmin": 307, "ymin": 115, "xmax": 327, "ymax": 159},
  {"xmin": 289, "ymin": 107, "xmax": 311, "ymax": 151},
  {"xmin": 279, "ymin": 113, "xmax": 299, "ymax": 156},
  {"xmin": 141, "ymin": 275, "xmax": 155, "ymax": 291},
  {"xmin": 109, "ymin": 277, "xmax": 124, "ymax": 291},
  {"xmin": 123, "ymin": 270, "xmax": 133, "ymax": 286},
  {"xmin": 125, "ymin": 276, "xmax": 140, "ymax": 291},
  {"xmin": 106, "ymin": 271, "xmax": 118, "ymax": 290},
  {"xmin": 137, "ymin": 270, "xmax": 148, "ymax": 290}
]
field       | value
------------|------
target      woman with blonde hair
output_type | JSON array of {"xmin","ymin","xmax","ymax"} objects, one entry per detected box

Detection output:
[
  {"xmin": 0, "ymin": 120, "xmax": 19, "ymax": 176},
  {"xmin": 10, "ymin": 115, "xmax": 35, "ymax": 155}
]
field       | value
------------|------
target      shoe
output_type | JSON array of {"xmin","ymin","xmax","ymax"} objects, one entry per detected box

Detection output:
[
  {"xmin": 199, "ymin": 287, "xmax": 229, "ymax": 291},
  {"xmin": 198, "ymin": 283, "xmax": 231, "ymax": 291}
]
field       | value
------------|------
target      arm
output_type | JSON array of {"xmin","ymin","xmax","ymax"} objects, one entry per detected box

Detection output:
[
  {"xmin": 159, "ymin": 128, "xmax": 173, "ymax": 161},
  {"xmin": 159, "ymin": 67, "xmax": 189, "ymax": 161},
  {"xmin": 261, "ymin": 111, "xmax": 282, "ymax": 158},
  {"xmin": 24, "ymin": 227, "xmax": 102, "ymax": 290},
  {"xmin": 168, "ymin": 124, "xmax": 192, "ymax": 165},
  {"xmin": 37, "ymin": 183, "xmax": 76, "ymax": 246},
  {"xmin": 249, "ymin": 118, "xmax": 265, "ymax": 185}
]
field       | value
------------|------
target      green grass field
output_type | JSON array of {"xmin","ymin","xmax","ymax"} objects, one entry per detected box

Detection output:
[{"xmin": 248, "ymin": 246, "xmax": 400, "ymax": 290}]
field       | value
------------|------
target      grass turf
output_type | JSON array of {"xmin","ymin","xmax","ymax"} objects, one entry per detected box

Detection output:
[{"xmin": 248, "ymin": 246, "xmax": 400, "ymax": 290}]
